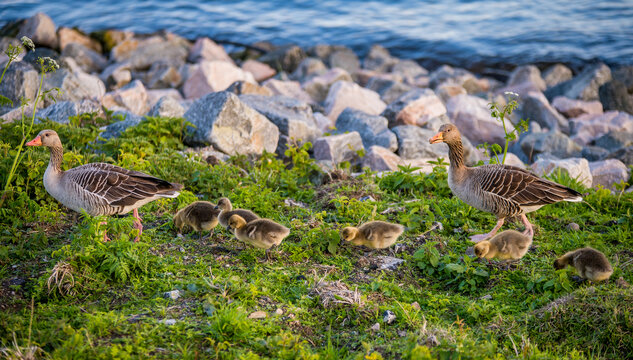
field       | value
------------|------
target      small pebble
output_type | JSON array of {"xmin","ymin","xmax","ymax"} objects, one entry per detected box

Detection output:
[
  {"xmin": 398, "ymin": 330, "xmax": 407, "ymax": 337},
  {"xmin": 480, "ymin": 294, "xmax": 492, "ymax": 300},
  {"xmin": 426, "ymin": 334, "xmax": 439, "ymax": 347},
  {"xmin": 359, "ymin": 195, "xmax": 376, "ymax": 202},
  {"xmin": 411, "ymin": 301, "xmax": 421, "ymax": 311},
  {"xmin": 248, "ymin": 311, "xmax": 267, "ymax": 319},
  {"xmin": 163, "ymin": 290, "xmax": 181, "ymax": 300},
  {"xmin": 566, "ymin": 223, "xmax": 580, "ymax": 231},
  {"xmin": 382, "ymin": 310, "xmax": 397, "ymax": 324},
  {"xmin": 160, "ymin": 319, "xmax": 177, "ymax": 326},
  {"xmin": 370, "ymin": 322, "xmax": 380, "ymax": 332},
  {"xmin": 274, "ymin": 308, "xmax": 284, "ymax": 316}
]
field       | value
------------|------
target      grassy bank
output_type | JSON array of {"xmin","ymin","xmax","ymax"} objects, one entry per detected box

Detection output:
[{"xmin": 1, "ymin": 115, "xmax": 632, "ymax": 359}]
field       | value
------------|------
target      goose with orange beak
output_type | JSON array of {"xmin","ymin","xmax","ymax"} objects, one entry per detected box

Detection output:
[{"xmin": 429, "ymin": 123, "xmax": 582, "ymax": 242}]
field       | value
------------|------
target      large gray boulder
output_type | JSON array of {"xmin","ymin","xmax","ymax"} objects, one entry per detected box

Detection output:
[
  {"xmin": 335, "ymin": 108, "xmax": 397, "ymax": 151},
  {"xmin": 519, "ymin": 130, "xmax": 582, "ymax": 162},
  {"xmin": 35, "ymin": 99, "xmax": 102, "ymax": 124},
  {"xmin": 324, "ymin": 80, "xmax": 386, "ymax": 121},
  {"xmin": 147, "ymin": 96, "xmax": 185, "ymax": 118},
  {"xmin": 99, "ymin": 110, "xmax": 144, "ymax": 140},
  {"xmin": 112, "ymin": 35, "xmax": 190, "ymax": 70},
  {"xmin": 589, "ymin": 159, "xmax": 630, "ymax": 190},
  {"xmin": 530, "ymin": 157, "xmax": 593, "ymax": 188},
  {"xmin": 594, "ymin": 130, "xmax": 633, "ymax": 152},
  {"xmin": 507, "ymin": 65, "xmax": 546, "ymax": 91},
  {"xmin": 366, "ymin": 77, "xmax": 413, "ymax": 104},
  {"xmin": 392, "ymin": 126, "xmax": 448, "ymax": 160},
  {"xmin": 545, "ymin": 63, "xmax": 612, "ymax": 101},
  {"xmin": 607, "ymin": 146, "xmax": 633, "ymax": 165},
  {"xmin": 569, "ymin": 111, "xmax": 633, "ymax": 145},
  {"xmin": 18, "ymin": 12, "xmax": 58, "ymax": 49},
  {"xmin": 363, "ymin": 45, "xmax": 398, "ymax": 72},
  {"xmin": 551, "ymin": 96, "xmax": 603, "ymax": 118},
  {"xmin": 183, "ymin": 91, "xmax": 279, "ymax": 156},
  {"xmin": 61, "ymin": 43, "xmax": 108, "ymax": 73},
  {"xmin": 328, "ymin": 47, "xmax": 360, "ymax": 74},
  {"xmin": 381, "ymin": 88, "xmax": 447, "ymax": 128},
  {"xmin": 313, "ymin": 132, "xmax": 364, "ymax": 165},
  {"xmin": 43, "ymin": 68, "xmax": 106, "ymax": 106},
  {"xmin": 239, "ymin": 94, "xmax": 320, "ymax": 145},
  {"xmin": 599, "ymin": 80, "xmax": 633, "ymax": 115},
  {"xmin": 542, "ymin": 64, "xmax": 573, "ymax": 88},
  {"xmin": 258, "ymin": 45, "xmax": 306, "ymax": 73},
  {"xmin": 521, "ymin": 91, "xmax": 568, "ymax": 133},
  {"xmin": 0, "ymin": 61, "xmax": 39, "ymax": 115}
]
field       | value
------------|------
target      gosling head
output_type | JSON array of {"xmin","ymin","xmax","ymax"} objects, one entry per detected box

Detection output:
[
  {"xmin": 227, "ymin": 214, "xmax": 247, "ymax": 232},
  {"xmin": 474, "ymin": 241, "xmax": 491, "ymax": 258},
  {"xmin": 215, "ymin": 197, "xmax": 232, "ymax": 211},
  {"xmin": 173, "ymin": 211, "xmax": 184, "ymax": 230},
  {"xmin": 26, "ymin": 129, "xmax": 62, "ymax": 148},
  {"xmin": 340, "ymin": 227, "xmax": 359, "ymax": 242},
  {"xmin": 429, "ymin": 123, "xmax": 460, "ymax": 145},
  {"xmin": 553, "ymin": 258, "xmax": 566, "ymax": 270}
]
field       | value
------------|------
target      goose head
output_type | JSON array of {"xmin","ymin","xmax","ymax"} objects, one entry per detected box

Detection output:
[
  {"xmin": 474, "ymin": 241, "xmax": 491, "ymax": 258},
  {"xmin": 429, "ymin": 123, "xmax": 460, "ymax": 145},
  {"xmin": 26, "ymin": 129, "xmax": 62, "ymax": 148},
  {"xmin": 227, "ymin": 214, "xmax": 246, "ymax": 232},
  {"xmin": 340, "ymin": 227, "xmax": 359, "ymax": 242},
  {"xmin": 215, "ymin": 197, "xmax": 232, "ymax": 211},
  {"xmin": 553, "ymin": 258, "xmax": 566, "ymax": 270}
]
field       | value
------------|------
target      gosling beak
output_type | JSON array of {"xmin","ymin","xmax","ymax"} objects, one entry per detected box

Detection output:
[
  {"xmin": 429, "ymin": 132, "xmax": 443, "ymax": 144},
  {"xmin": 26, "ymin": 135, "xmax": 42, "ymax": 146}
]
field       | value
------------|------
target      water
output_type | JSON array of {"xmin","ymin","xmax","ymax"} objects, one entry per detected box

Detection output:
[{"xmin": 2, "ymin": 0, "xmax": 633, "ymax": 70}]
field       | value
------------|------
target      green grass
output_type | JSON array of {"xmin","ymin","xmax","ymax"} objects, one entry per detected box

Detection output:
[{"xmin": 1, "ymin": 115, "xmax": 632, "ymax": 359}]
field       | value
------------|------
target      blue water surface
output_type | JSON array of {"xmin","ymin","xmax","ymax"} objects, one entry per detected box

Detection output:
[{"xmin": 2, "ymin": 0, "xmax": 632, "ymax": 69}]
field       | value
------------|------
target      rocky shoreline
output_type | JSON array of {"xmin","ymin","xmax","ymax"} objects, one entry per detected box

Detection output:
[{"xmin": 1, "ymin": 12, "xmax": 632, "ymax": 191}]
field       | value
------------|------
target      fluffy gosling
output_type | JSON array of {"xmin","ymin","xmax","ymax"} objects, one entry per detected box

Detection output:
[
  {"xmin": 228, "ymin": 214, "xmax": 290, "ymax": 258},
  {"xmin": 173, "ymin": 201, "xmax": 221, "ymax": 240},
  {"xmin": 340, "ymin": 221, "xmax": 404, "ymax": 250},
  {"xmin": 554, "ymin": 247, "xmax": 613, "ymax": 282},
  {"xmin": 474, "ymin": 230, "xmax": 532, "ymax": 262},
  {"xmin": 215, "ymin": 197, "xmax": 260, "ymax": 228}
]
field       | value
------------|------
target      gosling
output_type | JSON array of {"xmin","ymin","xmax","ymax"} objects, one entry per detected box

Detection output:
[
  {"xmin": 215, "ymin": 197, "xmax": 260, "ymax": 228},
  {"xmin": 340, "ymin": 221, "xmax": 405, "ymax": 250},
  {"xmin": 228, "ymin": 214, "xmax": 290, "ymax": 258},
  {"xmin": 173, "ymin": 201, "xmax": 221, "ymax": 240},
  {"xmin": 554, "ymin": 247, "xmax": 613, "ymax": 282},
  {"xmin": 474, "ymin": 230, "xmax": 532, "ymax": 262}
]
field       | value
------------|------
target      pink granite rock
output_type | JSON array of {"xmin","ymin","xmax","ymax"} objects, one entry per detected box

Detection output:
[
  {"xmin": 531, "ymin": 157, "xmax": 593, "ymax": 188},
  {"xmin": 241, "ymin": 60, "xmax": 276, "ymax": 82},
  {"xmin": 147, "ymin": 88, "xmax": 183, "ymax": 108},
  {"xmin": 188, "ymin": 37, "xmax": 233, "ymax": 63},
  {"xmin": 302, "ymin": 68, "xmax": 353, "ymax": 102},
  {"xmin": 381, "ymin": 88, "xmax": 447, "ymax": 127},
  {"xmin": 552, "ymin": 96, "xmax": 603, "ymax": 118},
  {"xmin": 101, "ymin": 80, "xmax": 149, "ymax": 115},
  {"xmin": 569, "ymin": 111, "xmax": 633, "ymax": 145},
  {"xmin": 589, "ymin": 159, "xmax": 630, "ymax": 190},
  {"xmin": 58, "ymin": 27, "xmax": 102, "ymax": 52},
  {"xmin": 262, "ymin": 79, "xmax": 314, "ymax": 104},
  {"xmin": 183, "ymin": 60, "xmax": 256, "ymax": 99},
  {"xmin": 18, "ymin": 12, "xmax": 58, "ymax": 49},
  {"xmin": 324, "ymin": 81, "xmax": 386, "ymax": 121}
]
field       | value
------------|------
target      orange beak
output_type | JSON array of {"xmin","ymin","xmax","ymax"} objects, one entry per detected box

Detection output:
[
  {"xmin": 429, "ymin": 132, "xmax": 444, "ymax": 144},
  {"xmin": 26, "ymin": 135, "xmax": 42, "ymax": 146}
]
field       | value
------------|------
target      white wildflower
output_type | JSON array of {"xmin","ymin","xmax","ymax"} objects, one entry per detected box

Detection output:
[
  {"xmin": 21, "ymin": 36, "xmax": 35, "ymax": 51},
  {"xmin": 504, "ymin": 91, "xmax": 519, "ymax": 97}
]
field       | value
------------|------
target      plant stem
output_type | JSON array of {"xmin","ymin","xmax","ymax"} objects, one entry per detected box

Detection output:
[{"xmin": 0, "ymin": 58, "xmax": 14, "ymax": 85}]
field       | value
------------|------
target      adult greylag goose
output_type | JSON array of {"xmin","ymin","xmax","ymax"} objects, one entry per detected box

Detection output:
[
  {"xmin": 429, "ymin": 124, "xmax": 582, "ymax": 242},
  {"xmin": 26, "ymin": 129, "xmax": 183, "ymax": 241}
]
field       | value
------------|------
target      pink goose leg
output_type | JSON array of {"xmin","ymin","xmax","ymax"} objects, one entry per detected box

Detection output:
[
  {"xmin": 521, "ymin": 214, "xmax": 534, "ymax": 239},
  {"xmin": 470, "ymin": 218, "xmax": 505, "ymax": 243},
  {"xmin": 100, "ymin": 222, "xmax": 111, "ymax": 242},
  {"xmin": 132, "ymin": 208, "xmax": 143, "ymax": 242}
]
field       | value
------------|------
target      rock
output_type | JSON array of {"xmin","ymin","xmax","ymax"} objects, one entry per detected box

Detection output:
[
  {"xmin": 99, "ymin": 111, "xmax": 144, "ymax": 139},
  {"xmin": 187, "ymin": 37, "xmax": 232, "ymax": 63},
  {"xmin": 594, "ymin": 130, "xmax": 633, "ymax": 152},
  {"xmin": 61, "ymin": 43, "xmax": 107, "ymax": 73},
  {"xmin": 519, "ymin": 130, "xmax": 582, "ymax": 162},
  {"xmin": 239, "ymin": 94, "xmax": 320, "ymax": 145},
  {"xmin": 258, "ymin": 45, "xmax": 306, "ymax": 73},
  {"xmin": 370, "ymin": 323, "xmax": 380, "ymax": 332},
  {"xmin": 112, "ymin": 35, "xmax": 190, "ymax": 70},
  {"xmin": 545, "ymin": 63, "xmax": 612, "ymax": 101},
  {"xmin": 22, "ymin": 48, "xmax": 60, "ymax": 73},
  {"xmin": 0, "ymin": 61, "xmax": 38, "ymax": 114},
  {"xmin": 480, "ymin": 294, "xmax": 493, "ymax": 300},
  {"xmin": 44, "ymin": 68, "xmax": 106, "ymax": 106},
  {"xmin": 183, "ymin": 60, "xmax": 256, "ymax": 99},
  {"xmin": 426, "ymin": 335, "xmax": 440, "ymax": 347},
  {"xmin": 324, "ymin": 81, "xmax": 386, "ymax": 121},
  {"xmin": 226, "ymin": 81, "xmax": 272, "ymax": 96},
  {"xmin": 599, "ymin": 80, "xmax": 633, "ymax": 115},
  {"xmin": 421, "ymin": 114, "xmax": 450, "ymax": 132},
  {"xmin": 248, "ymin": 311, "xmax": 267, "ymax": 319},
  {"xmin": 290, "ymin": 57, "xmax": 327, "ymax": 81},
  {"xmin": 581, "ymin": 146, "xmax": 609, "ymax": 161},
  {"xmin": 382, "ymin": 88, "xmax": 447, "ymax": 128},
  {"xmin": 376, "ymin": 256, "xmax": 405, "ymax": 271},
  {"xmin": 543, "ymin": 64, "xmax": 573, "ymax": 88},
  {"xmin": 566, "ymin": 223, "xmax": 580, "ymax": 231},
  {"xmin": 160, "ymin": 319, "xmax": 177, "ymax": 326},
  {"xmin": 363, "ymin": 45, "xmax": 398, "ymax": 72},
  {"xmin": 1, "ymin": 106, "xmax": 35, "ymax": 124},
  {"xmin": 446, "ymin": 94, "xmax": 512, "ymax": 145},
  {"xmin": 147, "ymin": 89, "xmax": 183, "ymax": 108},
  {"xmin": 329, "ymin": 48, "xmax": 360, "ymax": 73},
  {"xmin": 521, "ymin": 91, "xmax": 568, "ymax": 132},
  {"xmin": 392, "ymin": 126, "xmax": 448, "ymax": 159},
  {"xmin": 241, "ymin": 59, "xmax": 276, "ymax": 82},
  {"xmin": 100, "ymin": 62, "xmax": 132, "ymax": 90},
  {"xmin": 302, "ymin": 68, "xmax": 353, "ymax": 103},
  {"xmin": 163, "ymin": 290, "xmax": 181, "ymax": 300},
  {"xmin": 17, "ymin": 12, "xmax": 58, "ymax": 49},
  {"xmin": 57, "ymin": 27, "xmax": 102, "ymax": 52},
  {"xmin": 551, "ymin": 96, "xmax": 603, "ymax": 118},
  {"xmin": 612, "ymin": 66, "xmax": 633, "ymax": 92},
  {"xmin": 0, "ymin": 37, "xmax": 23, "ymax": 64},
  {"xmin": 589, "ymin": 159, "xmax": 630, "ymax": 190},
  {"xmin": 530, "ymin": 157, "xmax": 592, "ymax": 188},
  {"xmin": 436, "ymin": 83, "xmax": 467, "ymax": 103},
  {"xmin": 391, "ymin": 60, "xmax": 428, "ymax": 80},
  {"xmin": 101, "ymin": 80, "xmax": 149, "ymax": 115},
  {"xmin": 569, "ymin": 111, "xmax": 633, "ymax": 145},
  {"xmin": 35, "ymin": 99, "xmax": 102, "ymax": 124},
  {"xmin": 262, "ymin": 79, "xmax": 314, "ymax": 104},
  {"xmin": 148, "ymin": 96, "xmax": 185, "ymax": 118},
  {"xmin": 429, "ymin": 65, "xmax": 475, "ymax": 88},
  {"xmin": 313, "ymin": 132, "xmax": 364, "ymax": 165},
  {"xmin": 607, "ymin": 146, "xmax": 633, "ymax": 166},
  {"xmin": 145, "ymin": 62, "xmax": 182, "ymax": 89},
  {"xmin": 366, "ymin": 77, "xmax": 413, "ymax": 104},
  {"xmin": 335, "ymin": 108, "xmax": 397, "ymax": 151},
  {"xmin": 382, "ymin": 310, "xmax": 397, "ymax": 324},
  {"xmin": 101, "ymin": 29, "xmax": 133, "ymax": 52},
  {"xmin": 183, "ymin": 91, "xmax": 279, "ymax": 155},
  {"xmin": 314, "ymin": 112, "xmax": 334, "ymax": 133},
  {"xmin": 507, "ymin": 65, "xmax": 546, "ymax": 91}
]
